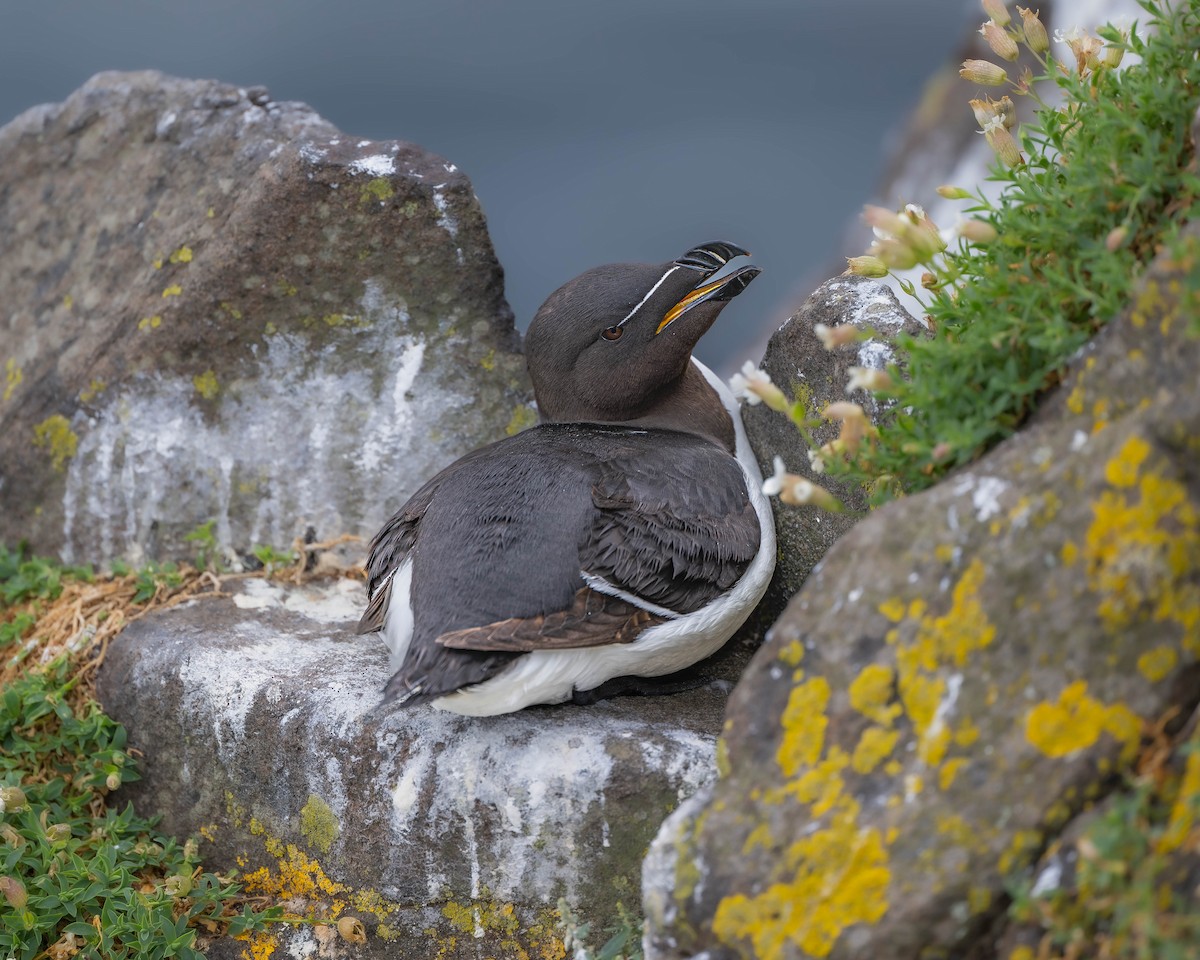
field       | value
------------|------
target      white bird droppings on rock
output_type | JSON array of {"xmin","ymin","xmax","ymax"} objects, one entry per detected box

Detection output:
[{"xmin": 348, "ymin": 153, "xmax": 396, "ymax": 177}]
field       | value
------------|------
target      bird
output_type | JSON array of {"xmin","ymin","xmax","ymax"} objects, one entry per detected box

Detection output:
[{"xmin": 356, "ymin": 240, "xmax": 776, "ymax": 716}]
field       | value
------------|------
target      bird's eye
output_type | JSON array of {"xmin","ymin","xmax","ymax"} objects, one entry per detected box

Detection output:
[{"xmin": 601, "ymin": 325, "xmax": 623, "ymax": 341}]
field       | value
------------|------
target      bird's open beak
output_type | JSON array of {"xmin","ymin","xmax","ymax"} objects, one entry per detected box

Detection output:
[{"xmin": 657, "ymin": 241, "xmax": 761, "ymax": 334}]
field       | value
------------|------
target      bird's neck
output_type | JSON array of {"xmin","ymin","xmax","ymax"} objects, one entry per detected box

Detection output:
[{"xmin": 610, "ymin": 362, "xmax": 736, "ymax": 453}]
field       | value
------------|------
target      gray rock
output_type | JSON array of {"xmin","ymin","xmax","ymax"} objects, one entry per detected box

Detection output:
[
  {"xmin": 642, "ymin": 229, "xmax": 1200, "ymax": 958},
  {"xmin": 96, "ymin": 576, "xmax": 725, "ymax": 959},
  {"xmin": 741, "ymin": 275, "xmax": 926, "ymax": 632},
  {"xmin": 0, "ymin": 71, "xmax": 532, "ymax": 565}
]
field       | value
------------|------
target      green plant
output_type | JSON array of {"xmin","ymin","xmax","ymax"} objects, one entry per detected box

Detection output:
[
  {"xmin": 130, "ymin": 561, "xmax": 184, "ymax": 604},
  {"xmin": 1007, "ymin": 767, "xmax": 1200, "ymax": 960},
  {"xmin": 0, "ymin": 659, "xmax": 281, "ymax": 960},
  {"xmin": 251, "ymin": 544, "xmax": 298, "ymax": 574},
  {"xmin": 0, "ymin": 543, "xmax": 91, "ymax": 607},
  {"xmin": 184, "ymin": 520, "xmax": 220, "ymax": 572},
  {"xmin": 739, "ymin": 0, "xmax": 1200, "ymax": 507},
  {"xmin": 558, "ymin": 898, "xmax": 643, "ymax": 960}
]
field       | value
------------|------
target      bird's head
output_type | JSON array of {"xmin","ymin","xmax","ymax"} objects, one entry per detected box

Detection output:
[{"xmin": 524, "ymin": 241, "xmax": 760, "ymax": 425}]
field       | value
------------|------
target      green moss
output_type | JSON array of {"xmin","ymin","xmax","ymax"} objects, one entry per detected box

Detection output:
[
  {"xmin": 506, "ymin": 404, "xmax": 539, "ymax": 436},
  {"xmin": 298, "ymin": 794, "xmax": 339, "ymax": 855},
  {"xmin": 3, "ymin": 358, "xmax": 22, "ymax": 402},
  {"xmin": 360, "ymin": 178, "xmax": 395, "ymax": 204},
  {"xmin": 32, "ymin": 415, "xmax": 78, "ymax": 472},
  {"xmin": 192, "ymin": 370, "xmax": 219, "ymax": 400}
]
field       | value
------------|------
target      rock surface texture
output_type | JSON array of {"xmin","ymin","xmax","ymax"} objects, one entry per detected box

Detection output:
[
  {"xmin": 96, "ymin": 576, "xmax": 722, "ymax": 959},
  {"xmin": 741, "ymin": 275, "xmax": 927, "ymax": 629},
  {"xmin": 0, "ymin": 71, "xmax": 532, "ymax": 564},
  {"xmin": 643, "ymin": 230, "xmax": 1200, "ymax": 958}
]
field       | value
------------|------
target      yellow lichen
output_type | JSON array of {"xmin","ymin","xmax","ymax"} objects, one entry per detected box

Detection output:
[
  {"xmin": 506, "ymin": 405, "xmax": 539, "ymax": 436},
  {"xmin": 78, "ymin": 379, "xmax": 106, "ymax": 403},
  {"xmin": 1158, "ymin": 744, "xmax": 1200, "ymax": 854},
  {"xmin": 879, "ymin": 597, "xmax": 906, "ymax": 623},
  {"xmin": 1081, "ymin": 434, "xmax": 1200, "ymax": 639},
  {"xmin": 954, "ymin": 717, "xmax": 980, "ymax": 747},
  {"xmin": 848, "ymin": 664, "xmax": 899, "ymax": 726},
  {"xmin": 169, "ymin": 245, "xmax": 194, "ymax": 264},
  {"xmin": 967, "ymin": 885, "xmax": 992, "ymax": 914},
  {"xmin": 1104, "ymin": 434, "xmax": 1150, "ymax": 488},
  {"xmin": 776, "ymin": 676, "xmax": 830, "ymax": 778},
  {"xmin": 779, "ymin": 639, "xmax": 805, "ymax": 667},
  {"xmin": 713, "ymin": 807, "xmax": 890, "ymax": 959},
  {"xmin": 715, "ymin": 736, "xmax": 731, "ymax": 778},
  {"xmin": 162, "ymin": 284, "xmax": 183, "ymax": 298},
  {"xmin": 998, "ymin": 828, "xmax": 1042, "ymax": 874},
  {"xmin": 789, "ymin": 748, "xmax": 850, "ymax": 817},
  {"xmin": 851, "ymin": 726, "xmax": 899, "ymax": 774},
  {"xmin": 1024, "ymin": 681, "xmax": 1141, "ymax": 760},
  {"xmin": 33, "ymin": 415, "xmax": 78, "ymax": 472},
  {"xmin": 138, "ymin": 315, "xmax": 162, "ymax": 331},
  {"xmin": 1137, "ymin": 645, "xmax": 1178, "ymax": 683},
  {"xmin": 938, "ymin": 757, "xmax": 968, "ymax": 790},
  {"xmin": 3, "ymin": 358, "xmax": 23, "ymax": 402},
  {"xmin": 193, "ymin": 370, "xmax": 220, "ymax": 400}
]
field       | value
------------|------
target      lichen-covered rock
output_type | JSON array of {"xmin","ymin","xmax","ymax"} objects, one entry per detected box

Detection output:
[
  {"xmin": 95, "ymin": 576, "xmax": 724, "ymax": 959},
  {"xmin": 642, "ymin": 230, "xmax": 1200, "ymax": 959},
  {"xmin": 0, "ymin": 71, "xmax": 532, "ymax": 564},
  {"xmin": 741, "ymin": 275, "xmax": 926, "ymax": 628}
]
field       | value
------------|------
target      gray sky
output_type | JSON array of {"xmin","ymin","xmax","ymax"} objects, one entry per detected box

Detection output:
[{"xmin": 1, "ymin": 0, "xmax": 972, "ymax": 370}]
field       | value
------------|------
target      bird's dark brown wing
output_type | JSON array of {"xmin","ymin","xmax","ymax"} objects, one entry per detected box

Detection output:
[
  {"xmin": 581, "ymin": 440, "xmax": 761, "ymax": 614},
  {"xmin": 435, "ymin": 586, "xmax": 663, "ymax": 652}
]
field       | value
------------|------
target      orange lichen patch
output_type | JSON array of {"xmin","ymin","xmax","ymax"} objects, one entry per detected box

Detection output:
[
  {"xmin": 848, "ymin": 664, "xmax": 900, "ymax": 727},
  {"xmin": 776, "ymin": 676, "xmax": 830, "ymax": 778},
  {"xmin": 1080, "ymin": 434, "xmax": 1200, "ymax": 639},
  {"xmin": 238, "ymin": 931, "xmax": 278, "ymax": 960},
  {"xmin": 1024, "ymin": 681, "xmax": 1142, "ymax": 761},
  {"xmin": 852, "ymin": 726, "xmax": 900, "ymax": 774},
  {"xmin": 713, "ymin": 807, "xmax": 890, "ymax": 959},
  {"xmin": 1157, "ymin": 745, "xmax": 1200, "ymax": 854},
  {"xmin": 1137, "ymin": 645, "xmax": 1179, "ymax": 683},
  {"xmin": 240, "ymin": 830, "xmax": 348, "ymax": 911}
]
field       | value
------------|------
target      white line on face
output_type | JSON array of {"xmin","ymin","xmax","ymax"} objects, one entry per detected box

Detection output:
[{"xmin": 617, "ymin": 265, "xmax": 681, "ymax": 328}]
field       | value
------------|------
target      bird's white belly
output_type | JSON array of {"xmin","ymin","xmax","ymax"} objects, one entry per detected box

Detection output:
[{"xmin": 433, "ymin": 359, "xmax": 776, "ymax": 716}]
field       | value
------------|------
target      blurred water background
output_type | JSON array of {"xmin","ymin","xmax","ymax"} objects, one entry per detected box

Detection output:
[{"xmin": 1, "ymin": 0, "xmax": 972, "ymax": 369}]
